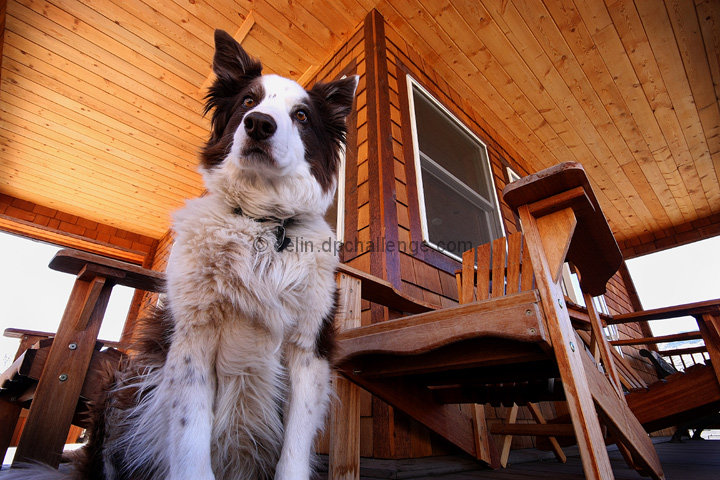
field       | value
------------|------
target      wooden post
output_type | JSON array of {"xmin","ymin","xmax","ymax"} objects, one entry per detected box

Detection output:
[
  {"xmin": 329, "ymin": 272, "xmax": 362, "ymax": 480},
  {"xmin": 696, "ymin": 314, "xmax": 720, "ymax": 385},
  {"xmin": 13, "ymin": 274, "xmax": 115, "ymax": 467},
  {"xmin": 582, "ymin": 291, "xmax": 623, "ymax": 398},
  {"xmin": 518, "ymin": 204, "xmax": 615, "ymax": 480},
  {"xmin": 500, "ymin": 403, "xmax": 518, "ymax": 468},
  {"xmin": 528, "ymin": 402, "xmax": 567, "ymax": 463}
]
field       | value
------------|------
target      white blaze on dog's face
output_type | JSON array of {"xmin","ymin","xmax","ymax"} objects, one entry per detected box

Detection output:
[{"xmin": 201, "ymin": 30, "xmax": 358, "ymax": 218}]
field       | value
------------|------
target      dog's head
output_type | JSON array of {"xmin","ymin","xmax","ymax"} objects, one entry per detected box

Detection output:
[{"xmin": 201, "ymin": 30, "xmax": 357, "ymax": 218}]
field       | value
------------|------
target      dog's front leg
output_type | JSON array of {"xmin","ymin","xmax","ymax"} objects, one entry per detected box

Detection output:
[
  {"xmin": 164, "ymin": 323, "xmax": 219, "ymax": 480},
  {"xmin": 275, "ymin": 344, "xmax": 331, "ymax": 480}
]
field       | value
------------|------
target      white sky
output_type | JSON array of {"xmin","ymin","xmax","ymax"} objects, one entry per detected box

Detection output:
[
  {"xmin": 0, "ymin": 231, "xmax": 135, "ymax": 370},
  {"xmin": 0, "ymin": 231, "xmax": 719, "ymax": 370}
]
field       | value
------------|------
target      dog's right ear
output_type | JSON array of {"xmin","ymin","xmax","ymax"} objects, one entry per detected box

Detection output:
[
  {"xmin": 212, "ymin": 29, "xmax": 262, "ymax": 82},
  {"xmin": 203, "ymin": 30, "xmax": 263, "ymax": 162}
]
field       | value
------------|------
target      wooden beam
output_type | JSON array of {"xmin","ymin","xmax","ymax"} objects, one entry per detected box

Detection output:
[
  {"xmin": 611, "ymin": 331, "xmax": 703, "ymax": 346},
  {"xmin": 0, "ymin": 0, "xmax": 6, "ymax": 75},
  {"xmin": 329, "ymin": 272, "xmax": 362, "ymax": 480},
  {"xmin": 528, "ymin": 402, "xmax": 567, "ymax": 463},
  {"xmin": 608, "ymin": 299, "xmax": 720, "ymax": 324},
  {"xmin": 14, "ymin": 273, "xmax": 114, "ymax": 467},
  {"xmin": 518, "ymin": 203, "xmax": 614, "ymax": 480},
  {"xmin": 500, "ymin": 403, "xmax": 518, "ymax": 468},
  {"xmin": 491, "ymin": 422, "xmax": 575, "ymax": 437},
  {"xmin": 580, "ymin": 346, "xmax": 664, "ymax": 480}
]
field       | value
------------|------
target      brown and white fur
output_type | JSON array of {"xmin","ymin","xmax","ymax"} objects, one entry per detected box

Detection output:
[{"xmin": 3, "ymin": 30, "xmax": 357, "ymax": 480}]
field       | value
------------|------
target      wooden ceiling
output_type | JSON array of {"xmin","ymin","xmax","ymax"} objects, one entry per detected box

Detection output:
[{"xmin": 0, "ymin": 0, "xmax": 718, "ymax": 253}]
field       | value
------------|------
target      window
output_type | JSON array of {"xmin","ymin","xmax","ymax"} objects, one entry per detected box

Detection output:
[
  {"xmin": 407, "ymin": 77, "xmax": 503, "ymax": 260},
  {"xmin": 324, "ymin": 150, "xmax": 345, "ymax": 243}
]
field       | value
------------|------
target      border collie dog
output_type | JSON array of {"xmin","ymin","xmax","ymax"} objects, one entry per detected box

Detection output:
[{"xmin": 5, "ymin": 30, "xmax": 357, "ymax": 480}]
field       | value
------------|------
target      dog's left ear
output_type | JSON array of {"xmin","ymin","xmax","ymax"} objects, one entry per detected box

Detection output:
[{"xmin": 310, "ymin": 75, "xmax": 359, "ymax": 121}]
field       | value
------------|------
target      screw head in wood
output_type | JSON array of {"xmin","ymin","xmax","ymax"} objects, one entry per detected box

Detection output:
[
  {"xmin": 525, "ymin": 309, "xmax": 532, "ymax": 316},
  {"xmin": 558, "ymin": 299, "xmax": 564, "ymax": 309},
  {"xmin": 59, "ymin": 374, "xmax": 68, "ymax": 382},
  {"xmin": 528, "ymin": 328, "xmax": 537, "ymax": 335},
  {"xmin": 69, "ymin": 343, "xmax": 78, "ymax": 350},
  {"xmin": 569, "ymin": 342, "xmax": 576, "ymax": 352}
]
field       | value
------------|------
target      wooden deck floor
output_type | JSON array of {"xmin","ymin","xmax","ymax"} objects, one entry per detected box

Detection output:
[{"xmin": 316, "ymin": 439, "xmax": 719, "ymax": 479}]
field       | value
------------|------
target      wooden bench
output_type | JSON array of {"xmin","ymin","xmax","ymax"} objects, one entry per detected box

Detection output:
[
  {"xmin": 0, "ymin": 251, "xmax": 163, "ymax": 468},
  {"xmin": 330, "ymin": 162, "xmax": 664, "ymax": 480}
]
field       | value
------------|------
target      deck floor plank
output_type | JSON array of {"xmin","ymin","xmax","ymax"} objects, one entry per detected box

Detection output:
[{"xmin": 317, "ymin": 439, "xmax": 720, "ymax": 479}]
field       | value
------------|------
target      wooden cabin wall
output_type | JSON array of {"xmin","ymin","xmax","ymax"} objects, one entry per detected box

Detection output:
[
  {"xmin": 0, "ymin": 193, "xmax": 156, "ymax": 264},
  {"xmin": 366, "ymin": 10, "xmax": 661, "ymax": 454}
]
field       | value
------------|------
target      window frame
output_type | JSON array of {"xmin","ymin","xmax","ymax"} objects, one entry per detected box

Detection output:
[{"xmin": 406, "ymin": 75, "xmax": 505, "ymax": 261}]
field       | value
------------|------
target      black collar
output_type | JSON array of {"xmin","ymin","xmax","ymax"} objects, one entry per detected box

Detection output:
[{"xmin": 232, "ymin": 206, "xmax": 293, "ymax": 252}]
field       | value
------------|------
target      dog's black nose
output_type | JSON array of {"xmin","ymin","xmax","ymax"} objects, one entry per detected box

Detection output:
[{"xmin": 244, "ymin": 112, "xmax": 277, "ymax": 141}]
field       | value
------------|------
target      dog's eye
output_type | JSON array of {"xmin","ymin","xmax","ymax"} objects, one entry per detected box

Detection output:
[
  {"xmin": 295, "ymin": 110, "xmax": 308, "ymax": 123},
  {"xmin": 243, "ymin": 97, "xmax": 255, "ymax": 108}
]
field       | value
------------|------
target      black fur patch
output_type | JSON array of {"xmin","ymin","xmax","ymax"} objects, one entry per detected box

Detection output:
[
  {"xmin": 202, "ymin": 30, "xmax": 264, "ymax": 169},
  {"xmin": 315, "ymin": 287, "xmax": 339, "ymax": 361},
  {"xmin": 303, "ymin": 77, "xmax": 358, "ymax": 193}
]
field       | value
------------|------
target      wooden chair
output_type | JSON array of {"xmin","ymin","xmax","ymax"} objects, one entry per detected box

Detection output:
[
  {"xmin": 0, "ymin": 250, "xmax": 163, "ymax": 468},
  {"xmin": 332, "ymin": 162, "xmax": 664, "ymax": 480}
]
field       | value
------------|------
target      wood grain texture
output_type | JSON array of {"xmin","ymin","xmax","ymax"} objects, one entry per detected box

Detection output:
[{"xmin": 13, "ymin": 273, "xmax": 114, "ymax": 467}]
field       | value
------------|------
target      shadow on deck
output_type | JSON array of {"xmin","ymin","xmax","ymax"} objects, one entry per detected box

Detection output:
[{"xmin": 315, "ymin": 439, "xmax": 719, "ymax": 479}]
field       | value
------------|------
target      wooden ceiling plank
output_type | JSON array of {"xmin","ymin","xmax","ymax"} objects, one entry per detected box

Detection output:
[
  {"xmin": 472, "ymin": 0, "xmax": 638, "ymax": 234},
  {"xmin": 385, "ymin": 0, "xmax": 638, "ymax": 236},
  {"xmin": 568, "ymin": 3, "xmax": 679, "ymax": 228},
  {"xmin": 137, "ymin": 0, "xmax": 214, "ymax": 51},
  {"xmin": 0, "ymin": 76, "xmax": 201, "ymax": 188},
  {"xmin": 115, "ymin": 0, "xmax": 214, "ymax": 67},
  {"xmin": 11, "ymin": 1, "xmax": 207, "ymax": 125},
  {"xmin": 263, "ymin": 0, "xmax": 340, "ymax": 49},
  {"xmin": 606, "ymin": 0, "xmax": 707, "ymax": 224},
  {"xmin": 248, "ymin": 23, "xmax": 311, "ymax": 78},
  {"xmin": 425, "ymin": 2, "xmax": 581, "ymax": 166},
  {"xmin": 451, "ymin": 0, "xmax": 661, "ymax": 236},
  {"xmin": 507, "ymin": 0, "xmax": 659, "ymax": 235},
  {"xmin": 80, "ymin": 0, "xmax": 210, "ymax": 79},
  {"xmin": 0, "ymin": 99, "xmax": 201, "ymax": 195},
  {"xmin": 0, "ymin": 172, "xmax": 168, "ymax": 234},
  {"xmin": 0, "ymin": 155, "xmax": 178, "ymax": 220},
  {"xmin": 1, "ymin": 54, "xmax": 201, "ymax": 174},
  {"xmin": 379, "ymin": 5, "xmax": 552, "ymax": 173},
  {"xmin": 633, "ymin": 0, "xmax": 714, "ymax": 218},
  {"xmin": 321, "ymin": 0, "xmax": 369, "ymax": 26},
  {"xmin": 695, "ymin": 0, "xmax": 720, "ymax": 103},
  {"xmin": 383, "ymin": 0, "xmax": 563, "ymax": 170},
  {"xmin": 167, "ymin": 0, "xmax": 244, "ymax": 44},
  {"xmin": 0, "ymin": 128, "xmax": 189, "ymax": 210},
  {"xmin": 248, "ymin": 3, "xmax": 328, "ymax": 64},
  {"xmin": 543, "ymin": 0, "xmax": 655, "ymax": 166},
  {"xmin": 3, "ymin": 29, "xmax": 208, "ymax": 146},
  {"xmin": 195, "ymin": 0, "xmax": 249, "ymax": 30},
  {"xmin": 665, "ymin": 0, "xmax": 720, "ymax": 212},
  {"xmin": 7, "ymin": 8, "xmax": 210, "ymax": 139},
  {"xmin": 0, "ymin": 116, "xmax": 198, "ymax": 205},
  {"xmin": 545, "ymin": 0, "xmax": 681, "ymax": 231},
  {"xmin": 18, "ymin": 0, "xmax": 203, "ymax": 106}
]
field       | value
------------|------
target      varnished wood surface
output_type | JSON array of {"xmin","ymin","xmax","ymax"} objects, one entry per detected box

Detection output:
[
  {"xmin": 503, "ymin": 162, "xmax": 622, "ymax": 296},
  {"xmin": 0, "ymin": 1, "xmax": 718, "ymax": 253},
  {"xmin": 314, "ymin": 439, "xmax": 720, "ymax": 479},
  {"xmin": 50, "ymin": 248, "xmax": 164, "ymax": 291}
]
